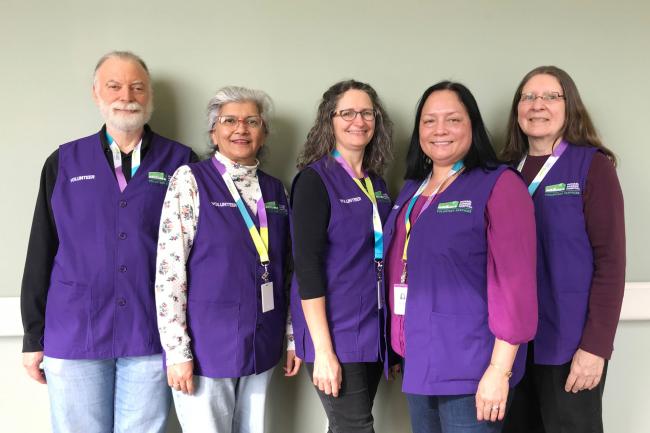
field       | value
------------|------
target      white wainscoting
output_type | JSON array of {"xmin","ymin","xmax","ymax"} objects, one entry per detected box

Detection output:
[{"xmin": 1, "ymin": 282, "xmax": 648, "ymax": 337}]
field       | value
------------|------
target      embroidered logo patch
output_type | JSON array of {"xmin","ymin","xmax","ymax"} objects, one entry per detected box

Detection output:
[
  {"xmin": 544, "ymin": 182, "xmax": 581, "ymax": 196},
  {"xmin": 374, "ymin": 190, "xmax": 391, "ymax": 203},
  {"xmin": 437, "ymin": 200, "xmax": 473, "ymax": 213},
  {"xmin": 265, "ymin": 201, "xmax": 289, "ymax": 215},
  {"xmin": 148, "ymin": 171, "xmax": 169, "ymax": 185}
]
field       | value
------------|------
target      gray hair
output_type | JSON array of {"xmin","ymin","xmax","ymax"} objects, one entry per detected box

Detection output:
[
  {"xmin": 207, "ymin": 86, "xmax": 273, "ymax": 135},
  {"xmin": 93, "ymin": 51, "xmax": 150, "ymax": 83}
]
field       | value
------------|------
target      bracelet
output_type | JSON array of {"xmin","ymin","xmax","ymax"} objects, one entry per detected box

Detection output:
[{"xmin": 490, "ymin": 362, "xmax": 513, "ymax": 379}]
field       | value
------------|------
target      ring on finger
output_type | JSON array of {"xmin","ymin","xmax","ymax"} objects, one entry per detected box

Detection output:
[{"xmin": 491, "ymin": 405, "xmax": 499, "ymax": 411}]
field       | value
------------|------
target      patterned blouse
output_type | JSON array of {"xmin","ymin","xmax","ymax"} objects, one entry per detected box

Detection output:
[{"xmin": 155, "ymin": 151, "xmax": 294, "ymax": 366}]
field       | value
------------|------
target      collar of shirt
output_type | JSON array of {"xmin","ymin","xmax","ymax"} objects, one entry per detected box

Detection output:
[
  {"xmin": 100, "ymin": 124, "xmax": 153, "ymax": 158},
  {"xmin": 214, "ymin": 150, "xmax": 259, "ymax": 185}
]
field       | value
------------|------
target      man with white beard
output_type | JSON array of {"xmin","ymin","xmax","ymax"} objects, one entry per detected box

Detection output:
[{"xmin": 20, "ymin": 51, "xmax": 196, "ymax": 433}]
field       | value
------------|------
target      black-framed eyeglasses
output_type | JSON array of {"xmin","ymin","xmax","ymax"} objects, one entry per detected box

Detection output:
[
  {"xmin": 332, "ymin": 109, "xmax": 377, "ymax": 121},
  {"xmin": 216, "ymin": 116, "xmax": 264, "ymax": 129},
  {"xmin": 520, "ymin": 92, "xmax": 565, "ymax": 103}
]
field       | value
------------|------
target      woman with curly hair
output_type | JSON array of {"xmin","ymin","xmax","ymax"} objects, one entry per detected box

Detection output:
[{"xmin": 290, "ymin": 79, "xmax": 393, "ymax": 433}]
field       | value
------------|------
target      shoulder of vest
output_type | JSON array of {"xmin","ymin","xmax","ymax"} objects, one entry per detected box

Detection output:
[{"xmin": 58, "ymin": 132, "xmax": 101, "ymax": 151}]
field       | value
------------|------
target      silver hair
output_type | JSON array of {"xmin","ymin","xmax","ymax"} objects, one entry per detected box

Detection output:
[
  {"xmin": 93, "ymin": 51, "xmax": 150, "ymax": 84},
  {"xmin": 207, "ymin": 86, "xmax": 273, "ymax": 135}
]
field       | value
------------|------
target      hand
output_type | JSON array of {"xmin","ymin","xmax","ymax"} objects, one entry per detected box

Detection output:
[
  {"xmin": 23, "ymin": 351, "xmax": 46, "ymax": 384},
  {"xmin": 312, "ymin": 350, "xmax": 342, "ymax": 397},
  {"xmin": 564, "ymin": 348, "xmax": 605, "ymax": 393},
  {"xmin": 284, "ymin": 350, "xmax": 302, "ymax": 377},
  {"xmin": 475, "ymin": 364, "xmax": 509, "ymax": 422},
  {"xmin": 167, "ymin": 360, "xmax": 194, "ymax": 395},
  {"xmin": 388, "ymin": 363, "xmax": 402, "ymax": 381}
]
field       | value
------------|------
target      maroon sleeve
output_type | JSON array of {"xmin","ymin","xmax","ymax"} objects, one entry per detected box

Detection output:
[{"xmin": 579, "ymin": 152, "xmax": 626, "ymax": 359}]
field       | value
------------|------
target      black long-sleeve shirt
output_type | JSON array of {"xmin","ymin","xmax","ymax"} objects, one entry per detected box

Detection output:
[{"xmin": 21, "ymin": 125, "xmax": 198, "ymax": 352}]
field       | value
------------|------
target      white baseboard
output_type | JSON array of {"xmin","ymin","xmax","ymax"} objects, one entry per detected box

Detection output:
[{"xmin": 2, "ymin": 282, "xmax": 649, "ymax": 337}]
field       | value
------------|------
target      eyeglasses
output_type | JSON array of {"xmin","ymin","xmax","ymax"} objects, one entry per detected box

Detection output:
[
  {"xmin": 520, "ymin": 92, "xmax": 565, "ymax": 103},
  {"xmin": 332, "ymin": 109, "xmax": 377, "ymax": 121},
  {"xmin": 216, "ymin": 116, "xmax": 264, "ymax": 129}
]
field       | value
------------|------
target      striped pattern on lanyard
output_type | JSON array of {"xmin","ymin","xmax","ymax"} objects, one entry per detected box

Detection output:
[
  {"xmin": 107, "ymin": 133, "xmax": 142, "ymax": 192},
  {"xmin": 331, "ymin": 150, "xmax": 383, "ymax": 261},
  {"xmin": 517, "ymin": 140, "xmax": 568, "ymax": 196},
  {"xmin": 402, "ymin": 160, "xmax": 464, "ymax": 262},
  {"xmin": 211, "ymin": 156, "xmax": 269, "ymax": 265}
]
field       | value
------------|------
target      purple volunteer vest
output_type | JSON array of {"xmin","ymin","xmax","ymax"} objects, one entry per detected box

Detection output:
[
  {"xmin": 383, "ymin": 166, "xmax": 527, "ymax": 395},
  {"xmin": 45, "ymin": 131, "xmax": 192, "ymax": 359},
  {"xmin": 186, "ymin": 159, "xmax": 289, "ymax": 378},
  {"xmin": 530, "ymin": 144, "xmax": 597, "ymax": 365},
  {"xmin": 290, "ymin": 156, "xmax": 392, "ymax": 363}
]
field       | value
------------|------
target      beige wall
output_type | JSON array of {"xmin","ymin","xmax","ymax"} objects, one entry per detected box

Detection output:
[{"xmin": 2, "ymin": 0, "xmax": 648, "ymax": 431}]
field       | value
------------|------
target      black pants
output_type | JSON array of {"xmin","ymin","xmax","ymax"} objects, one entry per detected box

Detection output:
[
  {"xmin": 306, "ymin": 361, "xmax": 383, "ymax": 433},
  {"xmin": 503, "ymin": 344, "xmax": 608, "ymax": 433}
]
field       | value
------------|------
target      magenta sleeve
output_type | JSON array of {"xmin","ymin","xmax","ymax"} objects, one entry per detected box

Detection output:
[{"xmin": 485, "ymin": 170, "xmax": 538, "ymax": 344}]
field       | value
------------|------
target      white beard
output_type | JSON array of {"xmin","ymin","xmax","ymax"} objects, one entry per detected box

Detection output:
[{"xmin": 97, "ymin": 97, "xmax": 153, "ymax": 132}]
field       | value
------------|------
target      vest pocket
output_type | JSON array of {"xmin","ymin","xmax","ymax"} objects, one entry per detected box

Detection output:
[
  {"xmin": 187, "ymin": 301, "xmax": 239, "ymax": 373},
  {"xmin": 44, "ymin": 281, "xmax": 92, "ymax": 353},
  {"xmin": 425, "ymin": 311, "xmax": 492, "ymax": 383}
]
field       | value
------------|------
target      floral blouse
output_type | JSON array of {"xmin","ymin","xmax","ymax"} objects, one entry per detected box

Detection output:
[{"xmin": 155, "ymin": 151, "xmax": 294, "ymax": 366}]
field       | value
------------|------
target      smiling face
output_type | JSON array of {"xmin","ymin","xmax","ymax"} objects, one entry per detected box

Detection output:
[
  {"xmin": 332, "ymin": 89, "xmax": 375, "ymax": 154},
  {"xmin": 517, "ymin": 73, "xmax": 566, "ymax": 151},
  {"xmin": 92, "ymin": 56, "xmax": 152, "ymax": 133},
  {"xmin": 210, "ymin": 101, "xmax": 265, "ymax": 165},
  {"xmin": 418, "ymin": 90, "xmax": 472, "ymax": 168}
]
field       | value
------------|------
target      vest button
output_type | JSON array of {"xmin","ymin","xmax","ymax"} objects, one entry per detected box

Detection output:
[
  {"xmin": 117, "ymin": 298, "xmax": 127, "ymax": 306},
  {"xmin": 256, "ymin": 323, "xmax": 262, "ymax": 330},
  {"xmin": 119, "ymin": 265, "xmax": 128, "ymax": 273},
  {"xmin": 119, "ymin": 232, "xmax": 127, "ymax": 240},
  {"xmin": 119, "ymin": 200, "xmax": 128, "ymax": 208}
]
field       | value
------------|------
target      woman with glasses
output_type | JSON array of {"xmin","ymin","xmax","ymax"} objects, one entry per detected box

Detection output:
[
  {"xmin": 155, "ymin": 86, "xmax": 301, "ymax": 433},
  {"xmin": 290, "ymin": 79, "xmax": 393, "ymax": 433},
  {"xmin": 501, "ymin": 66, "xmax": 626, "ymax": 433},
  {"xmin": 383, "ymin": 81, "xmax": 537, "ymax": 433}
]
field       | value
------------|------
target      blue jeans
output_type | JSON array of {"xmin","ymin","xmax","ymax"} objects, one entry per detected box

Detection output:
[
  {"xmin": 172, "ymin": 369, "xmax": 274, "ymax": 433},
  {"xmin": 406, "ymin": 393, "xmax": 507, "ymax": 433},
  {"xmin": 43, "ymin": 355, "xmax": 171, "ymax": 433}
]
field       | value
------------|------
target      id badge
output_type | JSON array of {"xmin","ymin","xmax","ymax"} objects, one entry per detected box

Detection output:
[
  {"xmin": 393, "ymin": 283, "xmax": 407, "ymax": 316},
  {"xmin": 261, "ymin": 282, "xmax": 274, "ymax": 313},
  {"xmin": 377, "ymin": 280, "xmax": 384, "ymax": 310}
]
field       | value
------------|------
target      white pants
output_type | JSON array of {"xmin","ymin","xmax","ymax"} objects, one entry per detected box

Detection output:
[{"xmin": 172, "ymin": 369, "xmax": 274, "ymax": 433}]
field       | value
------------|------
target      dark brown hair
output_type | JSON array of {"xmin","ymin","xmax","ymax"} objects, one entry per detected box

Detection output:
[
  {"xmin": 501, "ymin": 65, "xmax": 616, "ymax": 166},
  {"xmin": 297, "ymin": 80, "xmax": 393, "ymax": 176}
]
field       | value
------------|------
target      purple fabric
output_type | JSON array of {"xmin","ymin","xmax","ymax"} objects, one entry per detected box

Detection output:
[
  {"xmin": 290, "ymin": 156, "xmax": 392, "ymax": 363},
  {"xmin": 527, "ymin": 144, "xmax": 597, "ymax": 365},
  {"xmin": 382, "ymin": 166, "xmax": 537, "ymax": 395},
  {"xmin": 186, "ymin": 159, "xmax": 289, "ymax": 378},
  {"xmin": 45, "ymin": 132, "xmax": 192, "ymax": 359},
  {"xmin": 386, "ymin": 170, "xmax": 537, "ymax": 357}
]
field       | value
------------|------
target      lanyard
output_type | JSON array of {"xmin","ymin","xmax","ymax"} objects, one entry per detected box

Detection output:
[
  {"xmin": 517, "ymin": 140, "xmax": 568, "ymax": 196},
  {"xmin": 401, "ymin": 160, "xmax": 464, "ymax": 280},
  {"xmin": 331, "ymin": 150, "xmax": 383, "ymax": 262},
  {"xmin": 106, "ymin": 132, "xmax": 142, "ymax": 192},
  {"xmin": 211, "ymin": 156, "xmax": 271, "ymax": 280}
]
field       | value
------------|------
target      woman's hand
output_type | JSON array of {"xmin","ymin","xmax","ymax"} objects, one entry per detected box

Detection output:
[
  {"xmin": 312, "ymin": 349, "xmax": 342, "ymax": 397},
  {"xmin": 565, "ymin": 348, "xmax": 605, "ymax": 393},
  {"xmin": 22, "ymin": 351, "xmax": 46, "ymax": 384},
  {"xmin": 167, "ymin": 360, "xmax": 194, "ymax": 395},
  {"xmin": 284, "ymin": 350, "xmax": 302, "ymax": 377},
  {"xmin": 388, "ymin": 363, "xmax": 402, "ymax": 381},
  {"xmin": 475, "ymin": 364, "xmax": 510, "ymax": 422}
]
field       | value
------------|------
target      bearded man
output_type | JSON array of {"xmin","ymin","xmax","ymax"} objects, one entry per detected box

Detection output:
[{"xmin": 20, "ymin": 51, "xmax": 196, "ymax": 433}]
